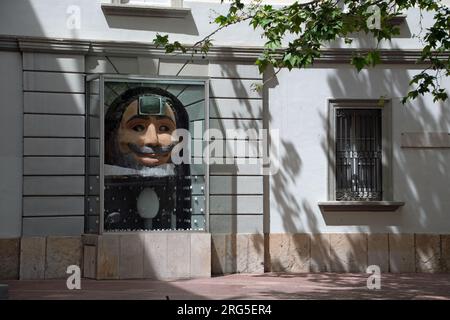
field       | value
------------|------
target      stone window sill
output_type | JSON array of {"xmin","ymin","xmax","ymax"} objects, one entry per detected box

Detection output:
[
  {"xmin": 388, "ymin": 15, "xmax": 407, "ymax": 26},
  {"xmin": 101, "ymin": 3, "xmax": 191, "ymax": 18},
  {"xmin": 318, "ymin": 201, "xmax": 405, "ymax": 212}
]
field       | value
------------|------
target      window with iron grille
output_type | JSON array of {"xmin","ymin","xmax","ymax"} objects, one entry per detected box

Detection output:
[{"xmin": 335, "ymin": 108, "xmax": 383, "ymax": 201}]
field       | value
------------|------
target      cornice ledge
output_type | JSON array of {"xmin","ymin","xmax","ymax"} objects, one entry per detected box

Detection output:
[
  {"xmin": 0, "ymin": 36, "xmax": 19, "ymax": 51},
  {"xmin": 1, "ymin": 35, "xmax": 448, "ymax": 65},
  {"xmin": 18, "ymin": 37, "xmax": 91, "ymax": 54}
]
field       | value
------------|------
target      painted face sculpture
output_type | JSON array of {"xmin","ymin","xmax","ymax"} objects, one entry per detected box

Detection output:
[
  {"xmin": 103, "ymin": 87, "xmax": 192, "ymax": 231},
  {"xmin": 117, "ymin": 96, "xmax": 176, "ymax": 168},
  {"xmin": 105, "ymin": 87, "xmax": 188, "ymax": 170}
]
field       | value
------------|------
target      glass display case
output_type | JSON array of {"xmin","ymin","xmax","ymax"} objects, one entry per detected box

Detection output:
[{"xmin": 85, "ymin": 75, "xmax": 209, "ymax": 234}]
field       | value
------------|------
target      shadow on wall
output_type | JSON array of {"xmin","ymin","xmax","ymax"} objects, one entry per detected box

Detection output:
[
  {"xmin": 208, "ymin": 62, "xmax": 266, "ymax": 274},
  {"xmin": 324, "ymin": 63, "xmax": 450, "ymax": 232},
  {"xmin": 264, "ymin": 37, "xmax": 450, "ymax": 272}
]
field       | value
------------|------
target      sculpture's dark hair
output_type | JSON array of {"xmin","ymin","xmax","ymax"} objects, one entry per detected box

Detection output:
[{"xmin": 105, "ymin": 86, "xmax": 189, "ymax": 137}]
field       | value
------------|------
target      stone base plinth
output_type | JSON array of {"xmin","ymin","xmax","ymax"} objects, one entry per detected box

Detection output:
[{"xmin": 82, "ymin": 232, "xmax": 211, "ymax": 280}]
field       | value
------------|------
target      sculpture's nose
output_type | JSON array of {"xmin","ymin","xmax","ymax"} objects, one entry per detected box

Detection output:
[{"xmin": 143, "ymin": 123, "xmax": 158, "ymax": 146}]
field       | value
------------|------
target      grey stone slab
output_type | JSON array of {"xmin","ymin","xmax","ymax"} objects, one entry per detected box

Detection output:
[
  {"xmin": 209, "ymin": 215, "xmax": 263, "ymax": 234},
  {"xmin": 19, "ymin": 237, "xmax": 46, "ymax": 280},
  {"xmin": 24, "ymin": 176, "xmax": 84, "ymax": 196},
  {"xmin": 209, "ymin": 62, "xmax": 261, "ymax": 79},
  {"xmin": 210, "ymin": 195, "xmax": 263, "ymax": 214},
  {"xmin": 143, "ymin": 233, "xmax": 168, "ymax": 279},
  {"xmin": 210, "ymin": 176, "xmax": 263, "ymax": 194},
  {"xmin": 23, "ymin": 53, "xmax": 85, "ymax": 72},
  {"xmin": 210, "ymin": 79, "xmax": 262, "ymax": 99},
  {"xmin": 24, "ymin": 138, "xmax": 85, "ymax": 156},
  {"xmin": 167, "ymin": 233, "xmax": 190, "ymax": 279},
  {"xmin": 97, "ymin": 235, "xmax": 120, "ymax": 280},
  {"xmin": 415, "ymin": 234, "xmax": 441, "ymax": 273},
  {"xmin": 24, "ymin": 92, "xmax": 85, "ymax": 114},
  {"xmin": 389, "ymin": 234, "xmax": 415, "ymax": 273},
  {"xmin": 0, "ymin": 238, "xmax": 19, "ymax": 279},
  {"xmin": 119, "ymin": 234, "xmax": 144, "ymax": 279},
  {"xmin": 45, "ymin": 236, "xmax": 82, "ymax": 279},
  {"xmin": 210, "ymin": 98, "xmax": 263, "ymax": 119},
  {"xmin": 22, "ymin": 217, "xmax": 84, "ymax": 236},
  {"xmin": 24, "ymin": 114, "xmax": 85, "ymax": 137},
  {"xmin": 23, "ymin": 196, "xmax": 84, "ymax": 217},
  {"xmin": 24, "ymin": 157, "xmax": 85, "ymax": 175},
  {"xmin": 23, "ymin": 71, "xmax": 85, "ymax": 93},
  {"xmin": 159, "ymin": 59, "xmax": 208, "ymax": 77},
  {"xmin": 190, "ymin": 233, "xmax": 211, "ymax": 278},
  {"xmin": 367, "ymin": 234, "xmax": 389, "ymax": 273}
]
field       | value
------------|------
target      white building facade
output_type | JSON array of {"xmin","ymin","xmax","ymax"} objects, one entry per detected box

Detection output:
[{"xmin": 0, "ymin": 0, "xmax": 449, "ymax": 279}]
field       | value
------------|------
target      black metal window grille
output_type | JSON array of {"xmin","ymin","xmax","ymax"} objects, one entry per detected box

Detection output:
[{"xmin": 335, "ymin": 108, "xmax": 382, "ymax": 201}]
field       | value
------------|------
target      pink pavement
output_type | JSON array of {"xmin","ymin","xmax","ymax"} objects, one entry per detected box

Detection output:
[{"xmin": 3, "ymin": 273, "xmax": 450, "ymax": 300}]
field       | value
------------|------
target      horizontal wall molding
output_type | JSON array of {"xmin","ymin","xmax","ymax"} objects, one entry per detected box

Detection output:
[
  {"xmin": 24, "ymin": 138, "xmax": 85, "ymax": 156},
  {"xmin": 0, "ymin": 35, "xmax": 447, "ymax": 64},
  {"xmin": 23, "ymin": 196, "xmax": 85, "ymax": 217},
  {"xmin": 22, "ymin": 217, "xmax": 84, "ymax": 236}
]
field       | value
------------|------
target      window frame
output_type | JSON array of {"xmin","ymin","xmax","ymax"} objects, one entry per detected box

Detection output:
[{"xmin": 327, "ymin": 99, "xmax": 393, "ymax": 202}]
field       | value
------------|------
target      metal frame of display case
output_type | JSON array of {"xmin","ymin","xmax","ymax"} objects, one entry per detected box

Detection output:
[{"xmin": 85, "ymin": 74, "xmax": 210, "ymax": 234}]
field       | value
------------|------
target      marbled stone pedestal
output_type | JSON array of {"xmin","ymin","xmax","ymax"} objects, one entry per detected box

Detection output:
[{"xmin": 82, "ymin": 232, "xmax": 211, "ymax": 280}]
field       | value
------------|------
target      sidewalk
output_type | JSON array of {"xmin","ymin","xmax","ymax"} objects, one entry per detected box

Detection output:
[{"xmin": 3, "ymin": 273, "xmax": 450, "ymax": 300}]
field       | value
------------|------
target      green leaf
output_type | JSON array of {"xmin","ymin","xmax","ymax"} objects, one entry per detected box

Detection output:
[{"xmin": 351, "ymin": 56, "xmax": 366, "ymax": 72}]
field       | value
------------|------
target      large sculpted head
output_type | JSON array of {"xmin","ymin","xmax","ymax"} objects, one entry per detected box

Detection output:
[{"xmin": 105, "ymin": 87, "xmax": 188, "ymax": 170}]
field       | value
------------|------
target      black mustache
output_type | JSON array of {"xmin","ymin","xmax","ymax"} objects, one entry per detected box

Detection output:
[{"xmin": 128, "ymin": 143, "xmax": 174, "ymax": 155}]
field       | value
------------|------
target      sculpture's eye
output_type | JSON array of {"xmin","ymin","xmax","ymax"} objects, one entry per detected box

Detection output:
[
  {"xmin": 132, "ymin": 124, "xmax": 146, "ymax": 132},
  {"xmin": 159, "ymin": 125, "xmax": 170, "ymax": 132}
]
